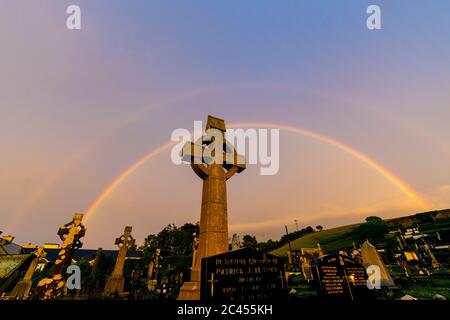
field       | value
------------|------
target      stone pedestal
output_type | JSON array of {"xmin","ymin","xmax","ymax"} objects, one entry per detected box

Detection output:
[
  {"xmin": 104, "ymin": 275, "xmax": 125, "ymax": 295},
  {"xmin": 11, "ymin": 280, "xmax": 33, "ymax": 299},
  {"xmin": 178, "ymin": 281, "xmax": 201, "ymax": 300}
]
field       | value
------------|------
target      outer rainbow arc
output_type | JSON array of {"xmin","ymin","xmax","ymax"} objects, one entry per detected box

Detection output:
[
  {"xmin": 84, "ymin": 122, "xmax": 429, "ymax": 224},
  {"xmin": 232, "ymin": 122, "xmax": 429, "ymax": 211}
]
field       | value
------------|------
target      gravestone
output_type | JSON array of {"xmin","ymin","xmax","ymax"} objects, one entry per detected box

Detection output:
[
  {"xmin": 0, "ymin": 254, "xmax": 35, "ymax": 295},
  {"xmin": 104, "ymin": 226, "xmax": 135, "ymax": 295},
  {"xmin": 11, "ymin": 247, "xmax": 47, "ymax": 299},
  {"xmin": 147, "ymin": 248, "xmax": 162, "ymax": 291},
  {"xmin": 300, "ymin": 244, "xmax": 324, "ymax": 281},
  {"xmin": 312, "ymin": 254, "xmax": 372, "ymax": 300},
  {"xmin": 200, "ymin": 248, "xmax": 287, "ymax": 301},
  {"xmin": 361, "ymin": 240, "xmax": 395, "ymax": 288}
]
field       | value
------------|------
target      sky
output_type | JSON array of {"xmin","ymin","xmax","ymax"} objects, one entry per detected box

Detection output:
[{"xmin": 1, "ymin": 1, "xmax": 450, "ymax": 249}]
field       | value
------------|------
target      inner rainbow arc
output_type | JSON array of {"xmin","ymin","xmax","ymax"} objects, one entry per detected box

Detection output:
[{"xmin": 83, "ymin": 122, "xmax": 429, "ymax": 224}]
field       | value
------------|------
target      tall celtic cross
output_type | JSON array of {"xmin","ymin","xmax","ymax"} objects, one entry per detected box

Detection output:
[
  {"xmin": 36, "ymin": 213, "xmax": 86, "ymax": 300},
  {"xmin": 178, "ymin": 115, "xmax": 245, "ymax": 300}
]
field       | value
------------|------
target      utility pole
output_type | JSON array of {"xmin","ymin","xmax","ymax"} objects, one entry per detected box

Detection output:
[{"xmin": 285, "ymin": 225, "xmax": 293, "ymax": 253}]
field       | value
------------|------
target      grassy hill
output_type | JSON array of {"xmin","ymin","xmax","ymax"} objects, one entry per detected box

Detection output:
[
  {"xmin": 270, "ymin": 223, "xmax": 361, "ymax": 257},
  {"xmin": 269, "ymin": 208, "xmax": 450, "ymax": 257}
]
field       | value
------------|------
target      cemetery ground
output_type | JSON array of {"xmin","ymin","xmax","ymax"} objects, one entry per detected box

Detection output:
[
  {"xmin": 274, "ymin": 212, "xmax": 450, "ymax": 300},
  {"xmin": 272, "ymin": 212, "xmax": 450, "ymax": 256},
  {"xmin": 286, "ymin": 270, "xmax": 450, "ymax": 300},
  {"xmin": 271, "ymin": 224, "xmax": 361, "ymax": 255},
  {"xmin": 2, "ymin": 209, "xmax": 450, "ymax": 301}
]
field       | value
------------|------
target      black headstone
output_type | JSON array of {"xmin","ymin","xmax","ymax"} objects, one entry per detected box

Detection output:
[
  {"xmin": 312, "ymin": 254, "xmax": 373, "ymax": 300},
  {"xmin": 200, "ymin": 248, "xmax": 287, "ymax": 301}
]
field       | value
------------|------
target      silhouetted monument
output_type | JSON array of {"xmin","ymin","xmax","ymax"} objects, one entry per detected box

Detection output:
[
  {"xmin": 178, "ymin": 115, "xmax": 246, "ymax": 300},
  {"xmin": 11, "ymin": 247, "xmax": 47, "ymax": 299},
  {"xmin": 147, "ymin": 248, "xmax": 162, "ymax": 291},
  {"xmin": 104, "ymin": 226, "xmax": 135, "ymax": 295},
  {"xmin": 35, "ymin": 213, "xmax": 86, "ymax": 300}
]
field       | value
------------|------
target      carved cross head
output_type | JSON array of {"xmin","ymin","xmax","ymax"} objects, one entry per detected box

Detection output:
[
  {"xmin": 115, "ymin": 226, "xmax": 135, "ymax": 249},
  {"xmin": 57, "ymin": 213, "xmax": 86, "ymax": 243},
  {"xmin": 181, "ymin": 115, "xmax": 246, "ymax": 180},
  {"xmin": 34, "ymin": 247, "xmax": 47, "ymax": 259}
]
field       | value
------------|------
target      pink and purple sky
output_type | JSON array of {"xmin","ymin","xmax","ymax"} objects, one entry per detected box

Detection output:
[{"xmin": 1, "ymin": 1, "xmax": 450, "ymax": 248}]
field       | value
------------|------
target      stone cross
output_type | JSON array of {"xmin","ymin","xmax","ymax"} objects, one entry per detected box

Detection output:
[
  {"xmin": 147, "ymin": 248, "xmax": 162, "ymax": 291},
  {"xmin": 104, "ymin": 226, "xmax": 135, "ymax": 295},
  {"xmin": 12, "ymin": 247, "xmax": 47, "ymax": 299},
  {"xmin": 207, "ymin": 273, "xmax": 217, "ymax": 297},
  {"xmin": 178, "ymin": 115, "xmax": 246, "ymax": 300},
  {"xmin": 112, "ymin": 226, "xmax": 135, "ymax": 276},
  {"xmin": 36, "ymin": 213, "xmax": 86, "ymax": 300}
]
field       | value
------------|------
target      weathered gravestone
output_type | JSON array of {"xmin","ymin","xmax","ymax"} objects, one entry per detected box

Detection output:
[
  {"xmin": 200, "ymin": 247, "xmax": 287, "ymax": 301},
  {"xmin": 361, "ymin": 240, "xmax": 395, "ymax": 288},
  {"xmin": 312, "ymin": 254, "xmax": 373, "ymax": 300},
  {"xmin": 104, "ymin": 226, "xmax": 135, "ymax": 295},
  {"xmin": 11, "ymin": 247, "xmax": 47, "ymax": 299}
]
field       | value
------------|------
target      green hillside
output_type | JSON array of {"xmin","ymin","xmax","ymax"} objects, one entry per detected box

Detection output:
[
  {"xmin": 270, "ymin": 209, "xmax": 450, "ymax": 257},
  {"xmin": 270, "ymin": 223, "xmax": 361, "ymax": 257}
]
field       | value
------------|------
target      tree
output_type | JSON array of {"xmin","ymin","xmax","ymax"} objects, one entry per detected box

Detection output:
[
  {"xmin": 140, "ymin": 223, "xmax": 199, "ymax": 258},
  {"xmin": 316, "ymin": 225, "xmax": 323, "ymax": 232},
  {"xmin": 258, "ymin": 239, "xmax": 278, "ymax": 252},
  {"xmin": 242, "ymin": 235, "xmax": 258, "ymax": 249},
  {"xmin": 356, "ymin": 216, "xmax": 387, "ymax": 243}
]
